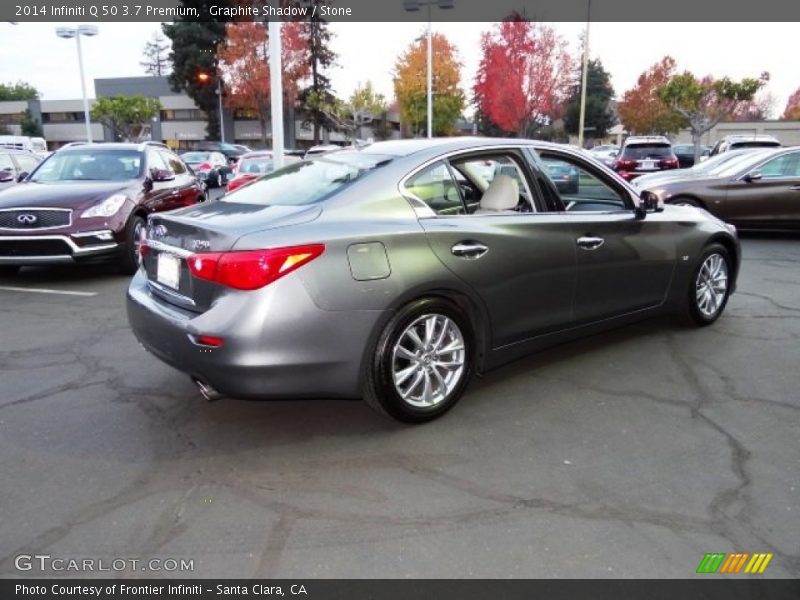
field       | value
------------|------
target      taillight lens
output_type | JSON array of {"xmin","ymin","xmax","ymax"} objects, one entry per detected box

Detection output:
[
  {"xmin": 187, "ymin": 244, "xmax": 325, "ymax": 290},
  {"xmin": 660, "ymin": 158, "xmax": 679, "ymax": 168},
  {"xmin": 196, "ymin": 162, "xmax": 211, "ymax": 171},
  {"xmin": 615, "ymin": 159, "xmax": 637, "ymax": 170},
  {"xmin": 139, "ymin": 227, "xmax": 149, "ymax": 259}
]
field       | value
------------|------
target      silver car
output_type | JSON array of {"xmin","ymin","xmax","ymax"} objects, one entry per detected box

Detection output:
[{"xmin": 127, "ymin": 138, "xmax": 740, "ymax": 422}]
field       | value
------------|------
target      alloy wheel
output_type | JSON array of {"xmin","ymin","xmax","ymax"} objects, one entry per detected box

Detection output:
[
  {"xmin": 391, "ymin": 313, "xmax": 466, "ymax": 408},
  {"xmin": 695, "ymin": 253, "xmax": 728, "ymax": 318},
  {"xmin": 132, "ymin": 220, "xmax": 144, "ymax": 267}
]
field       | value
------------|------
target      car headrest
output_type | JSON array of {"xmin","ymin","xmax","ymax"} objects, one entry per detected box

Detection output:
[{"xmin": 479, "ymin": 173, "xmax": 519, "ymax": 211}]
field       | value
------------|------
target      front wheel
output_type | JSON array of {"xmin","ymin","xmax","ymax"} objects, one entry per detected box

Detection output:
[
  {"xmin": 363, "ymin": 298, "xmax": 474, "ymax": 423},
  {"xmin": 119, "ymin": 215, "xmax": 145, "ymax": 275},
  {"xmin": 683, "ymin": 243, "xmax": 732, "ymax": 326}
]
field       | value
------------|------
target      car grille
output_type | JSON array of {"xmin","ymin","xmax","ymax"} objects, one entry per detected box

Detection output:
[
  {"xmin": 0, "ymin": 239, "xmax": 73, "ymax": 256},
  {"xmin": 0, "ymin": 209, "xmax": 71, "ymax": 230}
]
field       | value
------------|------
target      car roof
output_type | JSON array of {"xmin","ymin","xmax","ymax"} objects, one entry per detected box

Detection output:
[
  {"xmin": 722, "ymin": 134, "xmax": 780, "ymax": 142},
  {"xmin": 358, "ymin": 137, "xmax": 547, "ymax": 158},
  {"xmin": 623, "ymin": 136, "xmax": 671, "ymax": 145}
]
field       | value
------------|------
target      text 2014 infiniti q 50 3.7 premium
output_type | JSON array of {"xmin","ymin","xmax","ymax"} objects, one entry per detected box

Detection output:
[
  {"xmin": 0, "ymin": 142, "xmax": 205, "ymax": 275},
  {"xmin": 127, "ymin": 138, "xmax": 740, "ymax": 423}
]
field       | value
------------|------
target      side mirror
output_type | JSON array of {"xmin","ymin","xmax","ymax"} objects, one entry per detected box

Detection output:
[
  {"xmin": 16, "ymin": 172, "xmax": 28, "ymax": 183},
  {"xmin": 150, "ymin": 168, "xmax": 175, "ymax": 182},
  {"xmin": 636, "ymin": 191, "xmax": 664, "ymax": 219},
  {"xmin": 0, "ymin": 170, "xmax": 14, "ymax": 183},
  {"xmin": 743, "ymin": 170, "xmax": 762, "ymax": 183}
]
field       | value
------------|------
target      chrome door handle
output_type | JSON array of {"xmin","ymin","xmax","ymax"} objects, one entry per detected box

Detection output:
[
  {"xmin": 576, "ymin": 236, "xmax": 605, "ymax": 250},
  {"xmin": 451, "ymin": 241, "xmax": 489, "ymax": 259}
]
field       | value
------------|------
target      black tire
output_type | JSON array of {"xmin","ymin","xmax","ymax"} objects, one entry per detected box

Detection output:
[
  {"xmin": 119, "ymin": 215, "xmax": 145, "ymax": 275},
  {"xmin": 0, "ymin": 265, "xmax": 20, "ymax": 277},
  {"xmin": 363, "ymin": 298, "xmax": 474, "ymax": 423},
  {"xmin": 670, "ymin": 196, "xmax": 701, "ymax": 207},
  {"xmin": 682, "ymin": 243, "xmax": 732, "ymax": 326}
]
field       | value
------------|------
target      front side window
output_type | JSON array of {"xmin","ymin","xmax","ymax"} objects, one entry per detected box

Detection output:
[
  {"xmin": 758, "ymin": 152, "xmax": 800, "ymax": 178},
  {"xmin": 161, "ymin": 152, "xmax": 187, "ymax": 175},
  {"xmin": 538, "ymin": 153, "xmax": 629, "ymax": 212}
]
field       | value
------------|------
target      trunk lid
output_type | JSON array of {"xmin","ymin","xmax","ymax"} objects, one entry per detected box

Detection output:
[{"xmin": 142, "ymin": 200, "xmax": 322, "ymax": 312}]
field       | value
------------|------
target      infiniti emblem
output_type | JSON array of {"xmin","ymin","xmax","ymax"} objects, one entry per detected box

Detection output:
[
  {"xmin": 17, "ymin": 213, "xmax": 37, "ymax": 225},
  {"xmin": 152, "ymin": 224, "xmax": 168, "ymax": 238}
]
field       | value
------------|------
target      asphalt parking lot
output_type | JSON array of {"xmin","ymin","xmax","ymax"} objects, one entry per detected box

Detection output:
[{"xmin": 0, "ymin": 231, "xmax": 798, "ymax": 579}]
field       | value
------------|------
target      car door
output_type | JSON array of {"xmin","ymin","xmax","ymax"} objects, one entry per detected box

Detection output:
[
  {"xmin": 405, "ymin": 149, "xmax": 577, "ymax": 349},
  {"xmin": 144, "ymin": 150, "xmax": 179, "ymax": 212},
  {"xmin": 533, "ymin": 148, "xmax": 678, "ymax": 324},
  {"xmin": 160, "ymin": 150, "xmax": 198, "ymax": 207},
  {"xmin": 722, "ymin": 150, "xmax": 800, "ymax": 227}
]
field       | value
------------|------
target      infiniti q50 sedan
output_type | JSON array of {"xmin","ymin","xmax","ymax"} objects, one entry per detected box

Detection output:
[{"xmin": 127, "ymin": 138, "xmax": 740, "ymax": 423}]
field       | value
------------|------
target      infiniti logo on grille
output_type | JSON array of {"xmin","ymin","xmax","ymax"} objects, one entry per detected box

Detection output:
[{"xmin": 17, "ymin": 214, "xmax": 37, "ymax": 225}]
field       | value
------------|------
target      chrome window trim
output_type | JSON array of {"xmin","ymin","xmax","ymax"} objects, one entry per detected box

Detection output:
[
  {"xmin": 147, "ymin": 280, "xmax": 197, "ymax": 307},
  {"xmin": 0, "ymin": 206, "xmax": 73, "ymax": 231}
]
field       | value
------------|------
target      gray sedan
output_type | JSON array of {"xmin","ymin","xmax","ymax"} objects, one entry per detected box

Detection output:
[{"xmin": 127, "ymin": 138, "xmax": 740, "ymax": 422}]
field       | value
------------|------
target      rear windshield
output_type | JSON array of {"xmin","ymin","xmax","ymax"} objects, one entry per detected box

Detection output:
[
  {"xmin": 673, "ymin": 145, "xmax": 693, "ymax": 153},
  {"xmin": 622, "ymin": 144, "xmax": 673, "ymax": 159},
  {"xmin": 222, "ymin": 151, "xmax": 392, "ymax": 206},
  {"xmin": 729, "ymin": 141, "xmax": 780, "ymax": 149}
]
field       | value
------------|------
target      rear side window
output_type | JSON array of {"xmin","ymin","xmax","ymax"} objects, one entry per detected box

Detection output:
[
  {"xmin": 622, "ymin": 144, "xmax": 673, "ymax": 159},
  {"xmin": 730, "ymin": 141, "xmax": 781, "ymax": 150},
  {"xmin": 404, "ymin": 161, "xmax": 464, "ymax": 216},
  {"xmin": 223, "ymin": 151, "xmax": 392, "ymax": 206}
]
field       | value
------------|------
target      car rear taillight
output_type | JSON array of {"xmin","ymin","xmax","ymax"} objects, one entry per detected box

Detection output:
[
  {"xmin": 660, "ymin": 158, "xmax": 679, "ymax": 168},
  {"xmin": 196, "ymin": 162, "xmax": 211, "ymax": 171},
  {"xmin": 226, "ymin": 175, "xmax": 256, "ymax": 192},
  {"xmin": 615, "ymin": 159, "xmax": 637, "ymax": 170},
  {"xmin": 187, "ymin": 244, "xmax": 325, "ymax": 290}
]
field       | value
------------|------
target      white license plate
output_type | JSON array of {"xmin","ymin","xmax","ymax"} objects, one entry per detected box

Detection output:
[
  {"xmin": 156, "ymin": 253, "xmax": 181, "ymax": 289},
  {"xmin": 641, "ymin": 160, "xmax": 657, "ymax": 170}
]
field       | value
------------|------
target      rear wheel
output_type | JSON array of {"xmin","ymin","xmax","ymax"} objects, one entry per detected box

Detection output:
[
  {"xmin": 683, "ymin": 243, "xmax": 732, "ymax": 326},
  {"xmin": 119, "ymin": 215, "xmax": 145, "ymax": 275},
  {"xmin": 363, "ymin": 298, "xmax": 473, "ymax": 423},
  {"xmin": 0, "ymin": 265, "xmax": 20, "ymax": 277}
]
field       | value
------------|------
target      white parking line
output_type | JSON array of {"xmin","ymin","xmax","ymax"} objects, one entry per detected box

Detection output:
[{"xmin": 0, "ymin": 285, "xmax": 98, "ymax": 297}]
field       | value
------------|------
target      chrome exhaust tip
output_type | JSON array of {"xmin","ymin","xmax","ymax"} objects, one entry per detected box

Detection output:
[{"xmin": 193, "ymin": 378, "xmax": 224, "ymax": 402}]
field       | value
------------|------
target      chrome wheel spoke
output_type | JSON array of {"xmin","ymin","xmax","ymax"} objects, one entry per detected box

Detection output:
[
  {"xmin": 391, "ymin": 313, "xmax": 466, "ymax": 408},
  {"xmin": 695, "ymin": 253, "xmax": 728, "ymax": 318}
]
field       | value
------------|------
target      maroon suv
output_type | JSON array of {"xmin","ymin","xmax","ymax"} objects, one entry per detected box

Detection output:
[
  {"xmin": 614, "ymin": 136, "xmax": 679, "ymax": 182},
  {"xmin": 0, "ymin": 142, "xmax": 205, "ymax": 275}
]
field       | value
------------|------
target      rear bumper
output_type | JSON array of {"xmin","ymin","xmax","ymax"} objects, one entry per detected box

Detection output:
[
  {"xmin": 126, "ymin": 270, "xmax": 385, "ymax": 400},
  {"xmin": 0, "ymin": 232, "xmax": 119, "ymax": 265}
]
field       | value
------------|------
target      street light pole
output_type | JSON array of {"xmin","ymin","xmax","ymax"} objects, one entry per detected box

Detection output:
[
  {"xmin": 56, "ymin": 25, "xmax": 98, "ymax": 143},
  {"xmin": 426, "ymin": 3, "xmax": 432, "ymax": 139},
  {"xmin": 217, "ymin": 77, "xmax": 225, "ymax": 143},
  {"xmin": 268, "ymin": 18, "xmax": 284, "ymax": 169},
  {"xmin": 577, "ymin": 0, "xmax": 591, "ymax": 149}
]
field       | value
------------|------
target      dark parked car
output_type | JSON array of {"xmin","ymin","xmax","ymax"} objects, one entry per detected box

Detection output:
[
  {"xmin": 543, "ymin": 158, "xmax": 579, "ymax": 193},
  {"xmin": 193, "ymin": 141, "xmax": 247, "ymax": 163},
  {"xmin": 0, "ymin": 149, "xmax": 41, "ymax": 191},
  {"xmin": 708, "ymin": 134, "xmax": 781, "ymax": 158},
  {"xmin": 180, "ymin": 151, "xmax": 232, "ymax": 188},
  {"xmin": 673, "ymin": 144, "xmax": 711, "ymax": 169},
  {"xmin": 614, "ymin": 136, "xmax": 679, "ymax": 181},
  {"xmin": 128, "ymin": 138, "xmax": 740, "ymax": 423},
  {"xmin": 0, "ymin": 142, "xmax": 205, "ymax": 275},
  {"xmin": 639, "ymin": 146, "xmax": 800, "ymax": 230}
]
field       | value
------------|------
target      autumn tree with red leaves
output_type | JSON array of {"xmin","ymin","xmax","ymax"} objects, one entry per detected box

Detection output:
[
  {"xmin": 783, "ymin": 88, "xmax": 800, "ymax": 120},
  {"xmin": 473, "ymin": 17, "xmax": 572, "ymax": 137},
  {"xmin": 617, "ymin": 56, "xmax": 686, "ymax": 136},
  {"xmin": 218, "ymin": 22, "xmax": 310, "ymax": 145}
]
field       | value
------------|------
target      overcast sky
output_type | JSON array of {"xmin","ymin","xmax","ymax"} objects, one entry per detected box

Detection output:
[{"xmin": 2, "ymin": 22, "xmax": 798, "ymax": 118}]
